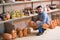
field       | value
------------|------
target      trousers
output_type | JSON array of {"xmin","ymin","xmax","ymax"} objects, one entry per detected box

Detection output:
[{"xmin": 36, "ymin": 21, "xmax": 46, "ymax": 33}]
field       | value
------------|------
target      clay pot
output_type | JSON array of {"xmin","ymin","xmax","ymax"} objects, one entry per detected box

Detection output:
[
  {"xmin": 58, "ymin": 21, "xmax": 60, "ymax": 26},
  {"xmin": 11, "ymin": 30, "xmax": 17, "ymax": 39},
  {"xmin": 16, "ymin": 28, "xmax": 21, "ymax": 33},
  {"xmin": 54, "ymin": 19, "xmax": 57, "ymax": 26},
  {"xmin": 27, "ymin": 28, "xmax": 31, "ymax": 34},
  {"xmin": 56, "ymin": 19, "xmax": 60, "ymax": 26},
  {"xmin": 49, "ymin": 24, "xmax": 55, "ymax": 29},
  {"xmin": 16, "ymin": 28, "xmax": 23, "ymax": 37},
  {"xmin": 28, "ymin": 21, "xmax": 38, "ymax": 30},
  {"xmin": 49, "ymin": 20, "xmax": 56, "ymax": 29},
  {"xmin": 42, "ymin": 23, "xmax": 49, "ymax": 29},
  {"xmin": 29, "ymin": 21, "xmax": 35, "ymax": 27},
  {"xmin": 23, "ymin": 28, "xmax": 28, "ymax": 36},
  {"xmin": 3, "ymin": 33, "xmax": 12, "ymax": 40},
  {"xmin": 33, "ymin": 23, "xmax": 38, "ymax": 30},
  {"xmin": 18, "ymin": 29, "xmax": 23, "ymax": 37},
  {"xmin": 6, "ymin": 12, "xmax": 10, "ymax": 20}
]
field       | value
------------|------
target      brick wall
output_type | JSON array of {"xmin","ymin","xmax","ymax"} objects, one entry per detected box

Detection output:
[{"xmin": 0, "ymin": 1, "xmax": 60, "ymax": 14}]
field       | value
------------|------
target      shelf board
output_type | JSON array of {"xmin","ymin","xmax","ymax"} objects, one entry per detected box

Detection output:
[
  {"xmin": 0, "ymin": 1, "xmax": 33, "ymax": 6},
  {"xmin": 47, "ymin": 9, "xmax": 60, "ymax": 13},
  {"xmin": 0, "ymin": 4, "xmax": 3, "ymax": 6},
  {"xmin": 0, "ymin": 0, "xmax": 59, "ymax": 6},
  {"xmin": 0, "ymin": 13, "xmax": 38, "ymax": 24}
]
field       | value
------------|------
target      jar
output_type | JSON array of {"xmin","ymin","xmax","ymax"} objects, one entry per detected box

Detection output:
[
  {"xmin": 23, "ymin": 28, "xmax": 28, "ymax": 36},
  {"xmin": 11, "ymin": 30, "xmax": 17, "ymax": 39},
  {"xmin": 18, "ymin": 30, "xmax": 23, "ymax": 37},
  {"xmin": 3, "ymin": 33, "xmax": 12, "ymax": 40},
  {"xmin": 6, "ymin": 12, "xmax": 10, "ymax": 20}
]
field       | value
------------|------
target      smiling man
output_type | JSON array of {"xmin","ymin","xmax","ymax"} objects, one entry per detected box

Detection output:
[{"xmin": 32, "ymin": 5, "xmax": 51, "ymax": 36}]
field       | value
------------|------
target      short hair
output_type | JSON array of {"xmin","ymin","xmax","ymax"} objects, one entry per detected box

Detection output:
[{"xmin": 36, "ymin": 5, "xmax": 42, "ymax": 9}]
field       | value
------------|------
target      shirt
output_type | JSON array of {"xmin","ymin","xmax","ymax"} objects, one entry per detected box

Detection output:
[{"xmin": 32, "ymin": 11, "xmax": 51, "ymax": 25}]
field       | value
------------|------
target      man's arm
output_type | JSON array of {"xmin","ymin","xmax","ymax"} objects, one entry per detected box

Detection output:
[
  {"xmin": 42, "ymin": 12, "xmax": 47, "ymax": 24},
  {"xmin": 37, "ymin": 12, "xmax": 47, "ymax": 26},
  {"xmin": 34, "ymin": 14, "xmax": 41, "ymax": 22}
]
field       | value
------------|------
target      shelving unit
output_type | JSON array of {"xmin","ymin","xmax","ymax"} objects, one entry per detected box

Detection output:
[{"xmin": 0, "ymin": 0, "xmax": 60, "ymax": 34}]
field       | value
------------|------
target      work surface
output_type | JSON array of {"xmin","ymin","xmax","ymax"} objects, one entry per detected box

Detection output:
[{"xmin": 15, "ymin": 26, "xmax": 60, "ymax": 40}]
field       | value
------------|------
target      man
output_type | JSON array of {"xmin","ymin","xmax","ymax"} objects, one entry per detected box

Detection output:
[{"xmin": 32, "ymin": 5, "xmax": 51, "ymax": 35}]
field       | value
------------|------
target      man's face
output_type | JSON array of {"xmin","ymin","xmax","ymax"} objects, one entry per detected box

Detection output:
[{"xmin": 37, "ymin": 8, "xmax": 43, "ymax": 12}]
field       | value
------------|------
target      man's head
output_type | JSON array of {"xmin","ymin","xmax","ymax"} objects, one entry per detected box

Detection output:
[{"xmin": 36, "ymin": 5, "xmax": 43, "ymax": 12}]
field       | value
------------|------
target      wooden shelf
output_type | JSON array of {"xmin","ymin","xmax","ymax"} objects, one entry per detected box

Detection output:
[
  {"xmin": 0, "ymin": 0, "xmax": 59, "ymax": 6},
  {"xmin": 0, "ymin": 9, "xmax": 60, "ymax": 24},
  {"xmin": 0, "ymin": 13, "xmax": 38, "ymax": 24},
  {"xmin": 47, "ymin": 9, "xmax": 60, "ymax": 13}
]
